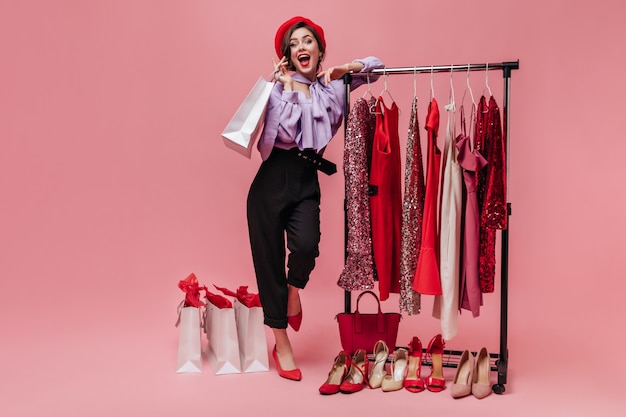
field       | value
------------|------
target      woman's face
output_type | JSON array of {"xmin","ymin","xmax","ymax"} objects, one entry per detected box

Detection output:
[{"xmin": 288, "ymin": 27, "xmax": 321, "ymax": 80}]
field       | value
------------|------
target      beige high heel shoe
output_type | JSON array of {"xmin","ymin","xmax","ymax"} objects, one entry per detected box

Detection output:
[
  {"xmin": 472, "ymin": 347, "xmax": 492, "ymax": 399},
  {"xmin": 381, "ymin": 348, "xmax": 408, "ymax": 392},
  {"xmin": 451, "ymin": 350, "xmax": 474, "ymax": 398},
  {"xmin": 368, "ymin": 340, "xmax": 389, "ymax": 389}
]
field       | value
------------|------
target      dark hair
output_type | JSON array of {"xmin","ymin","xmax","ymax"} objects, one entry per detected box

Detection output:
[{"xmin": 280, "ymin": 22, "xmax": 325, "ymax": 71}]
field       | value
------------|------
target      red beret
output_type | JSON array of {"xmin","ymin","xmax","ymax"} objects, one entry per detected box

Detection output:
[{"xmin": 274, "ymin": 16, "xmax": 326, "ymax": 58}]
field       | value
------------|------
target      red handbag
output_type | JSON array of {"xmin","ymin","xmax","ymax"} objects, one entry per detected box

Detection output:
[{"xmin": 336, "ymin": 291, "xmax": 402, "ymax": 354}]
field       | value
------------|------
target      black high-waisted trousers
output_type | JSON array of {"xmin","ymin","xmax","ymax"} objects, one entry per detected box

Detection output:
[{"xmin": 247, "ymin": 148, "xmax": 321, "ymax": 329}]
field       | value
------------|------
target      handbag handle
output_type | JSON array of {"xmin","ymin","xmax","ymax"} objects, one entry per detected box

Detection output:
[
  {"xmin": 354, "ymin": 290, "xmax": 383, "ymax": 314},
  {"xmin": 354, "ymin": 291, "xmax": 385, "ymax": 333}
]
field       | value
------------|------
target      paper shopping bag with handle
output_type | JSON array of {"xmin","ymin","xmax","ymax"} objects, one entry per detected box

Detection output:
[
  {"xmin": 221, "ymin": 77, "xmax": 274, "ymax": 158},
  {"xmin": 215, "ymin": 285, "xmax": 269, "ymax": 373},
  {"xmin": 204, "ymin": 290, "xmax": 242, "ymax": 375},
  {"xmin": 175, "ymin": 273, "xmax": 207, "ymax": 373}
]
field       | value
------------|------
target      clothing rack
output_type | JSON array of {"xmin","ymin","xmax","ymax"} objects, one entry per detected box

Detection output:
[{"xmin": 341, "ymin": 60, "xmax": 519, "ymax": 394}]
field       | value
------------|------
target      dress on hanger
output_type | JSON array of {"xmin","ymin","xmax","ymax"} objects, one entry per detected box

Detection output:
[
  {"xmin": 413, "ymin": 98, "xmax": 442, "ymax": 295},
  {"xmin": 369, "ymin": 97, "xmax": 402, "ymax": 301},
  {"xmin": 482, "ymin": 95, "xmax": 507, "ymax": 231},
  {"xmin": 433, "ymin": 97, "xmax": 463, "ymax": 337},
  {"xmin": 399, "ymin": 97, "xmax": 424, "ymax": 315},
  {"xmin": 457, "ymin": 105, "xmax": 488, "ymax": 318},
  {"xmin": 475, "ymin": 95, "xmax": 505, "ymax": 294},
  {"xmin": 338, "ymin": 97, "xmax": 376, "ymax": 291},
  {"xmin": 479, "ymin": 95, "xmax": 506, "ymax": 293}
]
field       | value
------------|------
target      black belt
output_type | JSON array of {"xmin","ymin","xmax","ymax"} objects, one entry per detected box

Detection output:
[{"xmin": 282, "ymin": 147, "xmax": 337, "ymax": 176}]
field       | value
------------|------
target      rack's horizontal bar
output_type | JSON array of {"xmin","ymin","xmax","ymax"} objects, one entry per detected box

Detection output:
[{"xmin": 349, "ymin": 60, "xmax": 519, "ymax": 76}]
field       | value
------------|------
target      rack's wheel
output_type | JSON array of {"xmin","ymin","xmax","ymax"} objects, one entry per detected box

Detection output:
[{"xmin": 492, "ymin": 384, "xmax": 505, "ymax": 394}]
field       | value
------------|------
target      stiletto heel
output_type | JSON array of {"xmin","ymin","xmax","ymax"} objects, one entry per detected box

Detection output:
[
  {"xmin": 381, "ymin": 348, "xmax": 408, "ymax": 392},
  {"xmin": 425, "ymin": 334, "xmax": 446, "ymax": 392},
  {"xmin": 368, "ymin": 340, "xmax": 389, "ymax": 389},
  {"xmin": 472, "ymin": 347, "xmax": 492, "ymax": 399},
  {"xmin": 339, "ymin": 349, "xmax": 369, "ymax": 394},
  {"xmin": 272, "ymin": 346, "xmax": 302, "ymax": 381},
  {"xmin": 451, "ymin": 349, "xmax": 474, "ymax": 398},
  {"xmin": 404, "ymin": 337, "xmax": 425, "ymax": 392},
  {"xmin": 319, "ymin": 351, "xmax": 351, "ymax": 395}
]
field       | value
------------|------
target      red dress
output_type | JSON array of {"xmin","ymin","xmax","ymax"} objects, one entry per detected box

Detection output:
[
  {"xmin": 475, "ymin": 96, "xmax": 506, "ymax": 294},
  {"xmin": 413, "ymin": 98, "xmax": 442, "ymax": 295},
  {"xmin": 369, "ymin": 97, "xmax": 402, "ymax": 301}
]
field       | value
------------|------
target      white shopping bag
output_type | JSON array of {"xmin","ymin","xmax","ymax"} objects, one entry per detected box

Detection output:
[
  {"xmin": 221, "ymin": 77, "xmax": 274, "ymax": 158},
  {"xmin": 234, "ymin": 300, "xmax": 269, "ymax": 373},
  {"xmin": 175, "ymin": 304, "xmax": 203, "ymax": 373},
  {"xmin": 204, "ymin": 302, "xmax": 242, "ymax": 375}
]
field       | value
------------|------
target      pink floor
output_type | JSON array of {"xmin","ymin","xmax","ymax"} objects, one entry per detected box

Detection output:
[{"xmin": 3, "ymin": 281, "xmax": 623, "ymax": 417}]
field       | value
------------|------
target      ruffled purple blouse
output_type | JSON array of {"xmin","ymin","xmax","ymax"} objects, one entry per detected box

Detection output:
[{"xmin": 258, "ymin": 56, "xmax": 384, "ymax": 160}]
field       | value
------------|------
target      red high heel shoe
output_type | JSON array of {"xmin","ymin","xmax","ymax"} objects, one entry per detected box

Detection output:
[
  {"xmin": 272, "ymin": 346, "xmax": 302, "ymax": 381},
  {"xmin": 319, "ymin": 351, "xmax": 351, "ymax": 395},
  {"xmin": 425, "ymin": 334, "xmax": 446, "ymax": 392},
  {"xmin": 404, "ymin": 337, "xmax": 425, "ymax": 392},
  {"xmin": 339, "ymin": 349, "xmax": 369, "ymax": 394},
  {"xmin": 287, "ymin": 294, "xmax": 302, "ymax": 331}
]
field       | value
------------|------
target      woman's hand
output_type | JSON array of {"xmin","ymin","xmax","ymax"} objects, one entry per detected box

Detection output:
[
  {"xmin": 273, "ymin": 57, "xmax": 293, "ymax": 91},
  {"xmin": 317, "ymin": 64, "xmax": 351, "ymax": 86},
  {"xmin": 318, "ymin": 61, "xmax": 366, "ymax": 85}
]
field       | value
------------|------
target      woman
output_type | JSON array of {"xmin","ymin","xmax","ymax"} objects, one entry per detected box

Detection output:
[{"xmin": 247, "ymin": 16, "xmax": 383, "ymax": 381}]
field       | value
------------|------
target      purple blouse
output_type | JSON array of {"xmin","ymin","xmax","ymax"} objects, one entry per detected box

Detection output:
[{"xmin": 257, "ymin": 56, "xmax": 384, "ymax": 160}]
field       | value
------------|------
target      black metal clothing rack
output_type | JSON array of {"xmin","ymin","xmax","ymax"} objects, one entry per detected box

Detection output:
[{"xmin": 341, "ymin": 60, "xmax": 519, "ymax": 394}]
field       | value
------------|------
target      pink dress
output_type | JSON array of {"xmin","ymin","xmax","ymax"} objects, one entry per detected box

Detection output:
[
  {"xmin": 338, "ymin": 98, "xmax": 376, "ymax": 291},
  {"xmin": 433, "ymin": 96, "xmax": 462, "ymax": 339},
  {"xmin": 457, "ymin": 106, "xmax": 488, "ymax": 317}
]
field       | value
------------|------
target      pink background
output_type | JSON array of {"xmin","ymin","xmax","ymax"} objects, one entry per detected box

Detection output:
[{"xmin": 1, "ymin": 1, "xmax": 625, "ymax": 416}]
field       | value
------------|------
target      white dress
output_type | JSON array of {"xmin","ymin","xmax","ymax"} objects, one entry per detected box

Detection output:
[{"xmin": 432, "ymin": 92, "xmax": 463, "ymax": 340}]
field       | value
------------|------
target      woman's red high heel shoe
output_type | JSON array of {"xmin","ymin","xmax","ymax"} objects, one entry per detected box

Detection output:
[
  {"xmin": 287, "ymin": 294, "xmax": 302, "ymax": 331},
  {"xmin": 319, "ymin": 351, "xmax": 351, "ymax": 395},
  {"xmin": 404, "ymin": 337, "xmax": 425, "ymax": 392},
  {"xmin": 339, "ymin": 349, "xmax": 369, "ymax": 394},
  {"xmin": 425, "ymin": 334, "xmax": 446, "ymax": 392},
  {"xmin": 272, "ymin": 346, "xmax": 302, "ymax": 381}
]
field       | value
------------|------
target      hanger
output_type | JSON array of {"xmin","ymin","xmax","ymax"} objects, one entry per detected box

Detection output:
[
  {"xmin": 361, "ymin": 72, "xmax": 374, "ymax": 100},
  {"xmin": 430, "ymin": 65, "xmax": 435, "ymax": 100},
  {"xmin": 378, "ymin": 68, "xmax": 396, "ymax": 103},
  {"xmin": 483, "ymin": 63, "xmax": 493, "ymax": 97},
  {"xmin": 461, "ymin": 64, "xmax": 477, "ymax": 108},
  {"xmin": 370, "ymin": 68, "xmax": 396, "ymax": 115},
  {"xmin": 413, "ymin": 66, "xmax": 417, "ymax": 100},
  {"xmin": 444, "ymin": 65, "xmax": 455, "ymax": 112}
]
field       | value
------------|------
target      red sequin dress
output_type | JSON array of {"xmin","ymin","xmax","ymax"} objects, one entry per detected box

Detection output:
[{"xmin": 475, "ymin": 95, "xmax": 506, "ymax": 294}]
